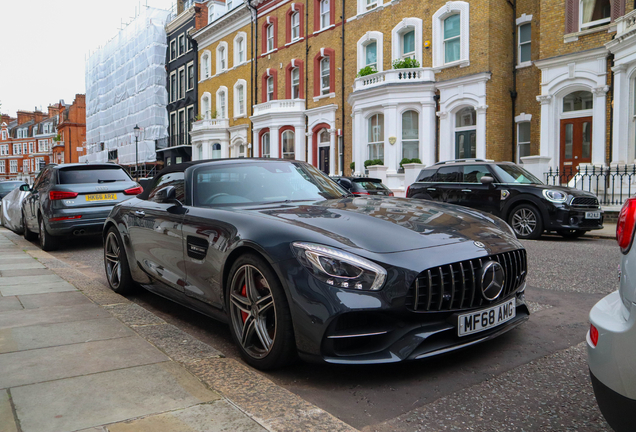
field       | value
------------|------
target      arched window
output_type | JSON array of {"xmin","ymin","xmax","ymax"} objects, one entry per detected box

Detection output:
[
  {"xmin": 433, "ymin": 2, "xmax": 469, "ymax": 68},
  {"xmin": 217, "ymin": 44, "xmax": 227, "ymax": 73},
  {"xmin": 234, "ymin": 79, "xmax": 247, "ymax": 117},
  {"xmin": 366, "ymin": 42, "xmax": 377, "ymax": 70},
  {"xmin": 201, "ymin": 51, "xmax": 211, "ymax": 79},
  {"xmin": 291, "ymin": 67, "xmax": 300, "ymax": 98},
  {"xmin": 454, "ymin": 107, "xmax": 476, "ymax": 158},
  {"xmin": 282, "ymin": 130, "xmax": 295, "ymax": 159},
  {"xmin": 267, "ymin": 76, "xmax": 274, "ymax": 101},
  {"xmin": 401, "ymin": 30, "xmax": 415, "ymax": 59},
  {"xmin": 261, "ymin": 132, "xmax": 271, "ymax": 157},
  {"xmin": 216, "ymin": 88, "xmax": 227, "ymax": 118},
  {"xmin": 357, "ymin": 32, "xmax": 384, "ymax": 72},
  {"xmin": 234, "ymin": 33, "xmax": 246, "ymax": 66},
  {"xmin": 238, "ymin": 144, "xmax": 246, "ymax": 158},
  {"xmin": 402, "ymin": 111, "xmax": 419, "ymax": 160},
  {"xmin": 267, "ymin": 24, "xmax": 275, "ymax": 51},
  {"xmin": 563, "ymin": 91, "xmax": 593, "ymax": 112},
  {"xmin": 212, "ymin": 143, "xmax": 221, "ymax": 159},
  {"xmin": 368, "ymin": 114, "xmax": 384, "ymax": 162},
  {"xmin": 320, "ymin": 57, "xmax": 330, "ymax": 95},
  {"xmin": 201, "ymin": 93, "xmax": 211, "ymax": 119}
]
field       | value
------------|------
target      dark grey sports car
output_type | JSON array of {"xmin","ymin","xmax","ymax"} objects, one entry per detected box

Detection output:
[{"xmin": 103, "ymin": 159, "xmax": 529, "ymax": 370}]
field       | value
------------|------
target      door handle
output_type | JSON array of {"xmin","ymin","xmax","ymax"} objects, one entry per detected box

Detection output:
[
  {"xmin": 461, "ymin": 189, "xmax": 472, "ymax": 193},
  {"xmin": 427, "ymin": 188, "xmax": 436, "ymax": 191},
  {"xmin": 134, "ymin": 210, "xmax": 145, "ymax": 218}
]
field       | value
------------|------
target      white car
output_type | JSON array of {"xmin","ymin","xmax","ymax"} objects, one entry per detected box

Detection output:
[
  {"xmin": 0, "ymin": 183, "xmax": 29, "ymax": 233},
  {"xmin": 587, "ymin": 198, "xmax": 636, "ymax": 432}
]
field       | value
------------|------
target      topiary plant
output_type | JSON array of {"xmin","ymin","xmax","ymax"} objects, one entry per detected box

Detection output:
[
  {"xmin": 392, "ymin": 58, "xmax": 420, "ymax": 69},
  {"xmin": 400, "ymin": 157, "xmax": 423, "ymax": 167},
  {"xmin": 350, "ymin": 162, "xmax": 355, "ymax": 170},
  {"xmin": 364, "ymin": 159, "xmax": 384, "ymax": 167}
]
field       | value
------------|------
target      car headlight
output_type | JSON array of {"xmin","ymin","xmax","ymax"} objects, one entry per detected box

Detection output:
[
  {"xmin": 292, "ymin": 242, "xmax": 386, "ymax": 291},
  {"xmin": 542, "ymin": 189, "xmax": 568, "ymax": 203}
]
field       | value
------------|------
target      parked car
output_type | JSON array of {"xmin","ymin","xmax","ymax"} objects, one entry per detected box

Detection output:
[
  {"xmin": 0, "ymin": 181, "xmax": 26, "ymax": 226},
  {"xmin": 1, "ymin": 182, "xmax": 29, "ymax": 233},
  {"xmin": 103, "ymin": 158, "xmax": 529, "ymax": 370},
  {"xmin": 587, "ymin": 198, "xmax": 636, "ymax": 432},
  {"xmin": 22, "ymin": 163, "xmax": 142, "ymax": 251},
  {"xmin": 331, "ymin": 176, "xmax": 394, "ymax": 196},
  {"xmin": 406, "ymin": 159, "xmax": 603, "ymax": 239}
]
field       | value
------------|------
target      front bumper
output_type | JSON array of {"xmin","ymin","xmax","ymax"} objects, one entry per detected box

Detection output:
[
  {"xmin": 588, "ymin": 291, "xmax": 636, "ymax": 430},
  {"xmin": 544, "ymin": 206, "xmax": 603, "ymax": 231}
]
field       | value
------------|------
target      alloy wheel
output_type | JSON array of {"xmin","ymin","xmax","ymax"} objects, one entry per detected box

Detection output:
[
  {"xmin": 229, "ymin": 264, "xmax": 277, "ymax": 359},
  {"xmin": 511, "ymin": 208, "xmax": 537, "ymax": 237},
  {"xmin": 39, "ymin": 218, "xmax": 46, "ymax": 249},
  {"xmin": 105, "ymin": 231, "xmax": 122, "ymax": 289}
]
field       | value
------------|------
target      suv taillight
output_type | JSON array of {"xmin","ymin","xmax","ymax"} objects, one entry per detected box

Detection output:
[
  {"xmin": 406, "ymin": 186, "xmax": 411, "ymax": 197},
  {"xmin": 617, "ymin": 197, "xmax": 636, "ymax": 253},
  {"xmin": 49, "ymin": 191, "xmax": 79, "ymax": 200},
  {"xmin": 124, "ymin": 186, "xmax": 143, "ymax": 195}
]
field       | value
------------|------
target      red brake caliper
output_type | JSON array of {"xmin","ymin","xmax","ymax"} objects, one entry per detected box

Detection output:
[{"xmin": 241, "ymin": 284, "xmax": 248, "ymax": 323}]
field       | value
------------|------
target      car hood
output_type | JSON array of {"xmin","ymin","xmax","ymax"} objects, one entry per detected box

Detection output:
[{"xmin": 242, "ymin": 197, "xmax": 521, "ymax": 254}]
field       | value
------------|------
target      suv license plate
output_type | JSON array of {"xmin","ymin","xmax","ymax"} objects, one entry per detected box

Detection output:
[
  {"xmin": 86, "ymin": 193, "xmax": 117, "ymax": 202},
  {"xmin": 457, "ymin": 298, "xmax": 516, "ymax": 337},
  {"xmin": 585, "ymin": 211, "xmax": 601, "ymax": 219}
]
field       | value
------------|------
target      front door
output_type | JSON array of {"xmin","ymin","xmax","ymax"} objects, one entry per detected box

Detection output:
[
  {"xmin": 319, "ymin": 146, "xmax": 329, "ymax": 174},
  {"xmin": 560, "ymin": 117, "xmax": 592, "ymax": 176},
  {"xmin": 455, "ymin": 131, "xmax": 476, "ymax": 159}
]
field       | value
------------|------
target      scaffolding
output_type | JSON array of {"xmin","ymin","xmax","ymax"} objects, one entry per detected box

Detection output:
[{"xmin": 82, "ymin": 6, "xmax": 171, "ymax": 165}]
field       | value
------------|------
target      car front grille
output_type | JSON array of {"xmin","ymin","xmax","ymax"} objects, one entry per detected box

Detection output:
[
  {"xmin": 406, "ymin": 249, "xmax": 527, "ymax": 312},
  {"xmin": 570, "ymin": 197, "xmax": 599, "ymax": 208}
]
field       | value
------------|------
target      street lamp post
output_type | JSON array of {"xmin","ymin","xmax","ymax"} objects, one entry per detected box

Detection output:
[{"xmin": 133, "ymin": 125, "xmax": 140, "ymax": 180}]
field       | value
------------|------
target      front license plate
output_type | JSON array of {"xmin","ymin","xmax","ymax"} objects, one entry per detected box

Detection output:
[
  {"xmin": 86, "ymin": 193, "xmax": 117, "ymax": 202},
  {"xmin": 585, "ymin": 211, "xmax": 601, "ymax": 219},
  {"xmin": 457, "ymin": 298, "xmax": 516, "ymax": 337}
]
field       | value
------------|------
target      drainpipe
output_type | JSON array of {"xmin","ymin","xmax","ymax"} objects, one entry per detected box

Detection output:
[
  {"xmin": 247, "ymin": 0, "xmax": 257, "ymax": 157},
  {"xmin": 305, "ymin": 0, "xmax": 309, "ymax": 162},
  {"xmin": 608, "ymin": 53, "xmax": 614, "ymax": 165},
  {"xmin": 508, "ymin": 0, "xmax": 517, "ymax": 162},
  {"xmin": 340, "ymin": 0, "xmax": 345, "ymax": 175},
  {"xmin": 434, "ymin": 94, "xmax": 440, "ymax": 162}
]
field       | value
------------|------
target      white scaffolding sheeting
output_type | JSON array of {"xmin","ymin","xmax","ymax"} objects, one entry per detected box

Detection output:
[{"xmin": 82, "ymin": 7, "xmax": 170, "ymax": 165}]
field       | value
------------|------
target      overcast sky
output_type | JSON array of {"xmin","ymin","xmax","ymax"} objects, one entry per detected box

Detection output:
[{"xmin": 0, "ymin": 0, "xmax": 176, "ymax": 116}]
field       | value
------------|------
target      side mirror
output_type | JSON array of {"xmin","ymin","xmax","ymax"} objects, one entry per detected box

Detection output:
[
  {"xmin": 155, "ymin": 186, "xmax": 180, "ymax": 205},
  {"xmin": 19, "ymin": 184, "xmax": 30, "ymax": 192},
  {"xmin": 480, "ymin": 176, "xmax": 495, "ymax": 187}
]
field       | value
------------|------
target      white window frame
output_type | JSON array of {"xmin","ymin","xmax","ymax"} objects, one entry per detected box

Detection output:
[
  {"xmin": 201, "ymin": 50, "xmax": 211, "ymax": 80},
  {"xmin": 320, "ymin": 0, "xmax": 330, "ymax": 29},
  {"xmin": 267, "ymin": 76, "xmax": 275, "ymax": 101},
  {"xmin": 0, "ymin": 145, "xmax": 7, "ymax": 156},
  {"xmin": 367, "ymin": 113, "xmax": 384, "ymax": 162},
  {"xmin": 23, "ymin": 159, "xmax": 30, "ymax": 173},
  {"xmin": 29, "ymin": 142, "xmax": 34, "ymax": 154},
  {"xmin": 10, "ymin": 160, "xmax": 17, "ymax": 173},
  {"xmin": 36, "ymin": 157, "xmax": 44, "ymax": 172},
  {"xmin": 579, "ymin": 0, "xmax": 611, "ymax": 30},
  {"xmin": 391, "ymin": 18, "xmax": 422, "ymax": 66},
  {"xmin": 22, "ymin": 143, "xmax": 27, "ymax": 154},
  {"xmin": 432, "ymin": 1, "xmax": 470, "ymax": 70},
  {"xmin": 178, "ymin": 66, "xmax": 186, "ymax": 100},
  {"xmin": 357, "ymin": 31, "xmax": 384, "ymax": 72},
  {"xmin": 177, "ymin": 108, "xmax": 186, "ymax": 144},
  {"xmin": 13, "ymin": 143, "xmax": 21, "ymax": 155},
  {"xmin": 0, "ymin": 162, "xmax": 4, "ymax": 174},
  {"xmin": 201, "ymin": 92, "xmax": 212, "ymax": 119},
  {"xmin": 170, "ymin": 39, "xmax": 177, "ymax": 62},
  {"xmin": 291, "ymin": 11, "xmax": 301, "ymax": 41},
  {"xmin": 186, "ymin": 27, "xmax": 194, "ymax": 51},
  {"xmin": 234, "ymin": 79, "xmax": 247, "ymax": 117},
  {"xmin": 401, "ymin": 110, "xmax": 420, "ymax": 161},
  {"xmin": 1, "ymin": 130, "xmax": 6, "ymax": 140},
  {"xmin": 216, "ymin": 86, "xmax": 228, "ymax": 119},
  {"xmin": 266, "ymin": 24, "xmax": 275, "ymax": 52},
  {"xmin": 517, "ymin": 121, "xmax": 532, "ymax": 163},
  {"xmin": 320, "ymin": 57, "xmax": 330, "ymax": 95},
  {"xmin": 356, "ymin": 0, "xmax": 386, "ymax": 16},
  {"xmin": 170, "ymin": 112, "xmax": 177, "ymax": 142},
  {"xmin": 186, "ymin": 61, "xmax": 194, "ymax": 91},
  {"xmin": 234, "ymin": 32, "xmax": 247, "ymax": 66},
  {"xmin": 517, "ymin": 20, "xmax": 532, "ymax": 67},
  {"xmin": 262, "ymin": 132, "xmax": 271, "ymax": 157},
  {"xmin": 170, "ymin": 71, "xmax": 177, "ymax": 102},
  {"xmin": 216, "ymin": 42, "xmax": 228, "ymax": 74},
  {"xmin": 178, "ymin": 34, "xmax": 185, "ymax": 57},
  {"xmin": 291, "ymin": 67, "xmax": 300, "ymax": 99},
  {"xmin": 282, "ymin": 130, "xmax": 295, "ymax": 159}
]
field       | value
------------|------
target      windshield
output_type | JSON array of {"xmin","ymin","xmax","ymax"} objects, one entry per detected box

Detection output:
[
  {"xmin": 193, "ymin": 161, "xmax": 348, "ymax": 206},
  {"xmin": 491, "ymin": 164, "xmax": 543, "ymax": 185},
  {"xmin": 58, "ymin": 167, "xmax": 131, "ymax": 184},
  {"xmin": 0, "ymin": 182, "xmax": 23, "ymax": 194}
]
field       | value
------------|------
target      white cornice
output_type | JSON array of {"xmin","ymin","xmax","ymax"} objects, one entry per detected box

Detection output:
[
  {"xmin": 534, "ymin": 47, "xmax": 608, "ymax": 70},
  {"xmin": 192, "ymin": 6, "xmax": 251, "ymax": 49},
  {"xmin": 435, "ymin": 72, "xmax": 491, "ymax": 89},
  {"xmin": 167, "ymin": 8, "xmax": 196, "ymax": 33}
]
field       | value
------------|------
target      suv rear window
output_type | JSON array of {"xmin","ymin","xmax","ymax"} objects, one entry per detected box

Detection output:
[
  {"xmin": 352, "ymin": 180, "xmax": 390, "ymax": 192},
  {"xmin": 58, "ymin": 167, "xmax": 131, "ymax": 184},
  {"xmin": 417, "ymin": 169, "xmax": 437, "ymax": 182}
]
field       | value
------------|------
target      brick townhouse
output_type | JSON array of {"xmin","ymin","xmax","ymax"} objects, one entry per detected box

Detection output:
[
  {"xmin": 191, "ymin": 0, "xmax": 253, "ymax": 160},
  {"xmin": 52, "ymin": 95, "xmax": 87, "ymax": 165},
  {"xmin": 185, "ymin": 0, "xmax": 636, "ymax": 192}
]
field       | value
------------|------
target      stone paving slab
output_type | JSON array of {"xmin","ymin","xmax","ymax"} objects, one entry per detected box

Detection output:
[
  {"xmin": 18, "ymin": 291, "xmax": 92, "ymax": 309},
  {"xmin": 106, "ymin": 400, "xmax": 266, "ymax": 432},
  {"xmin": 0, "ymin": 296, "xmax": 23, "ymax": 312},
  {"xmin": 0, "ymin": 280, "xmax": 76, "ymax": 297},
  {"xmin": 0, "ymin": 335, "xmax": 169, "ymax": 389},
  {"xmin": 0, "ymin": 317, "xmax": 134, "ymax": 354},
  {"xmin": 134, "ymin": 323, "xmax": 223, "ymax": 363},
  {"xmin": 0, "ymin": 303, "xmax": 110, "ymax": 330},
  {"xmin": 0, "ymin": 274, "xmax": 64, "ymax": 286},
  {"xmin": 0, "ymin": 262, "xmax": 45, "ymax": 271},
  {"xmin": 104, "ymin": 303, "xmax": 167, "ymax": 327},
  {"xmin": 0, "ymin": 389, "xmax": 18, "ymax": 432},
  {"xmin": 11, "ymin": 362, "xmax": 221, "ymax": 432},
  {"xmin": 0, "ymin": 268, "xmax": 53, "ymax": 278},
  {"xmin": 0, "ymin": 255, "xmax": 36, "ymax": 262}
]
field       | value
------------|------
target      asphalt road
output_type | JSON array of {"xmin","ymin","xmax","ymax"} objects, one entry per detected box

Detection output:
[{"xmin": 44, "ymin": 233, "xmax": 618, "ymax": 431}]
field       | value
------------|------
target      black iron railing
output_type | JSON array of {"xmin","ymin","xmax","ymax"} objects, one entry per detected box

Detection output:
[{"xmin": 544, "ymin": 165, "xmax": 636, "ymax": 206}]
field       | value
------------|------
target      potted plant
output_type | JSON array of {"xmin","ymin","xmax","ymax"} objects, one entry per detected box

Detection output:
[
  {"xmin": 392, "ymin": 58, "xmax": 420, "ymax": 69},
  {"xmin": 398, "ymin": 157, "xmax": 422, "ymax": 173},
  {"xmin": 357, "ymin": 66, "xmax": 377, "ymax": 78}
]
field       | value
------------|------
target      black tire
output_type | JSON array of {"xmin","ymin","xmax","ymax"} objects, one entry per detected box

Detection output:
[
  {"xmin": 508, "ymin": 204, "xmax": 543, "ymax": 240},
  {"xmin": 558, "ymin": 229, "xmax": 586, "ymax": 239},
  {"xmin": 23, "ymin": 212, "xmax": 37, "ymax": 241},
  {"xmin": 38, "ymin": 215, "xmax": 59, "ymax": 251},
  {"xmin": 227, "ymin": 253, "xmax": 296, "ymax": 370},
  {"xmin": 104, "ymin": 227, "xmax": 136, "ymax": 295}
]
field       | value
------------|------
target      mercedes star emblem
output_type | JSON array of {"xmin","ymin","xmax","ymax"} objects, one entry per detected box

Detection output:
[
  {"xmin": 480, "ymin": 261, "xmax": 505, "ymax": 301},
  {"xmin": 474, "ymin": 241, "xmax": 485, "ymax": 248}
]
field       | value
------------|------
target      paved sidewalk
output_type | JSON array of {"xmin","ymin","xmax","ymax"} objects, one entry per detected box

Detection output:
[
  {"xmin": 0, "ymin": 228, "xmax": 356, "ymax": 432},
  {"xmin": 588, "ymin": 222, "xmax": 616, "ymax": 240}
]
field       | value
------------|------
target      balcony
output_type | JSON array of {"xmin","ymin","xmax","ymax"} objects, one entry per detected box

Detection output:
[
  {"xmin": 353, "ymin": 68, "xmax": 435, "ymax": 91},
  {"xmin": 253, "ymin": 99, "xmax": 306, "ymax": 116},
  {"xmin": 616, "ymin": 9, "xmax": 636, "ymax": 36},
  {"xmin": 191, "ymin": 118, "xmax": 230, "ymax": 132}
]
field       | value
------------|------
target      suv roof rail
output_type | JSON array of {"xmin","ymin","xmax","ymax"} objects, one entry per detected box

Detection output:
[{"xmin": 432, "ymin": 159, "xmax": 490, "ymax": 166}]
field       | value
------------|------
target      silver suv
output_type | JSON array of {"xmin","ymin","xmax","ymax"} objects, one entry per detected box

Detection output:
[{"xmin": 587, "ymin": 198, "xmax": 636, "ymax": 431}]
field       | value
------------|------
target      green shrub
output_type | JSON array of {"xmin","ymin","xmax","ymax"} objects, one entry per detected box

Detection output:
[
  {"xmin": 357, "ymin": 66, "xmax": 377, "ymax": 77},
  {"xmin": 392, "ymin": 58, "xmax": 420, "ymax": 69},
  {"xmin": 364, "ymin": 159, "xmax": 384, "ymax": 168},
  {"xmin": 400, "ymin": 157, "xmax": 423, "ymax": 167},
  {"xmin": 350, "ymin": 162, "xmax": 355, "ymax": 170}
]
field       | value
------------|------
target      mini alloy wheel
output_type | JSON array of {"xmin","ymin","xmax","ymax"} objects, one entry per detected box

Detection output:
[
  {"xmin": 104, "ymin": 228, "xmax": 134, "ymax": 294},
  {"xmin": 227, "ymin": 255, "xmax": 295, "ymax": 370},
  {"xmin": 509, "ymin": 204, "xmax": 543, "ymax": 240}
]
